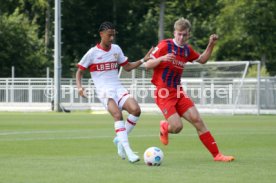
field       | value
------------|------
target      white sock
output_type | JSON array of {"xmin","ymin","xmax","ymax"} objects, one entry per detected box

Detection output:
[
  {"xmin": 114, "ymin": 121, "xmax": 132, "ymax": 154},
  {"xmin": 125, "ymin": 114, "xmax": 139, "ymax": 134}
]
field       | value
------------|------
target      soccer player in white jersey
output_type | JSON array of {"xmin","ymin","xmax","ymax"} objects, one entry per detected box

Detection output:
[{"xmin": 76, "ymin": 21, "xmax": 152, "ymax": 163}]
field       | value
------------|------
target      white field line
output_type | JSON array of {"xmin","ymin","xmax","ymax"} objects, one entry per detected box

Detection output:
[
  {"xmin": 0, "ymin": 130, "xmax": 275, "ymax": 142},
  {"xmin": 0, "ymin": 134, "xmax": 159, "ymax": 142},
  {"xmin": 0, "ymin": 129, "xmax": 96, "ymax": 136},
  {"xmin": 1, "ymin": 128, "xmax": 275, "ymax": 136}
]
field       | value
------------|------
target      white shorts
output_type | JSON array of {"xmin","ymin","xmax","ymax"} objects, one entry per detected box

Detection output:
[{"xmin": 96, "ymin": 86, "xmax": 130, "ymax": 110}]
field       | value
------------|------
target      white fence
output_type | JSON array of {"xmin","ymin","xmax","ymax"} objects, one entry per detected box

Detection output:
[{"xmin": 0, "ymin": 77, "xmax": 276, "ymax": 114}]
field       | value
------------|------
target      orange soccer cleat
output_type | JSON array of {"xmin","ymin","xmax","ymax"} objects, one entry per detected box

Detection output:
[
  {"xmin": 160, "ymin": 120, "xmax": 169, "ymax": 145},
  {"xmin": 214, "ymin": 153, "xmax": 235, "ymax": 162}
]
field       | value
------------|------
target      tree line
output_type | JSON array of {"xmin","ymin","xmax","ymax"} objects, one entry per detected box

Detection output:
[{"xmin": 0, "ymin": 0, "xmax": 275, "ymax": 77}]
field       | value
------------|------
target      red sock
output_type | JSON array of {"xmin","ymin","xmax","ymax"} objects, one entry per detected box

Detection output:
[{"xmin": 199, "ymin": 131, "xmax": 219, "ymax": 157}]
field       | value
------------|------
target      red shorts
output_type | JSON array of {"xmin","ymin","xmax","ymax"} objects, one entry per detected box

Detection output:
[{"xmin": 154, "ymin": 87, "xmax": 194, "ymax": 119}]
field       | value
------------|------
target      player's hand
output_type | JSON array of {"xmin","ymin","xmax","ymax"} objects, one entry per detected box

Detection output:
[
  {"xmin": 143, "ymin": 47, "xmax": 155, "ymax": 61},
  {"xmin": 162, "ymin": 53, "xmax": 175, "ymax": 62},
  {"xmin": 209, "ymin": 34, "xmax": 219, "ymax": 44},
  {"xmin": 78, "ymin": 87, "xmax": 87, "ymax": 98}
]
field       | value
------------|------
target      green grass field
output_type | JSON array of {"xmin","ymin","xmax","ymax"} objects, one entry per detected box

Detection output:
[{"xmin": 0, "ymin": 112, "xmax": 276, "ymax": 183}]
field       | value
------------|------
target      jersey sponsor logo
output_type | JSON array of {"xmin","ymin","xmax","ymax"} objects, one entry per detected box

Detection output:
[
  {"xmin": 172, "ymin": 59, "xmax": 186, "ymax": 69},
  {"xmin": 89, "ymin": 61, "xmax": 118, "ymax": 72}
]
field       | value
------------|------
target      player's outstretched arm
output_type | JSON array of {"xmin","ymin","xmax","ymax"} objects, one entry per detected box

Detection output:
[
  {"xmin": 122, "ymin": 47, "xmax": 154, "ymax": 72},
  {"xmin": 76, "ymin": 69, "xmax": 86, "ymax": 98},
  {"xmin": 143, "ymin": 53, "xmax": 175, "ymax": 69},
  {"xmin": 196, "ymin": 34, "xmax": 218, "ymax": 64}
]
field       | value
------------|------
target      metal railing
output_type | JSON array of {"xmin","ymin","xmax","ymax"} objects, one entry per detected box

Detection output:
[{"xmin": 0, "ymin": 77, "xmax": 275, "ymax": 114}]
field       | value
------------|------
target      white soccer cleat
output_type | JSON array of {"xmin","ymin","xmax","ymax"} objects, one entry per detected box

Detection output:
[
  {"xmin": 126, "ymin": 151, "xmax": 140, "ymax": 163},
  {"xmin": 113, "ymin": 137, "xmax": 126, "ymax": 160}
]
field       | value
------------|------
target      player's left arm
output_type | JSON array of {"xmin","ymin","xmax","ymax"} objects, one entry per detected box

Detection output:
[
  {"xmin": 196, "ymin": 34, "xmax": 218, "ymax": 64},
  {"xmin": 122, "ymin": 47, "xmax": 154, "ymax": 72}
]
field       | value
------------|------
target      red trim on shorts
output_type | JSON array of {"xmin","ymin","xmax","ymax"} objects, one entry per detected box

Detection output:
[
  {"xmin": 127, "ymin": 119, "xmax": 136, "ymax": 126},
  {"xmin": 117, "ymin": 93, "xmax": 129, "ymax": 106},
  {"xmin": 115, "ymin": 128, "xmax": 126, "ymax": 133}
]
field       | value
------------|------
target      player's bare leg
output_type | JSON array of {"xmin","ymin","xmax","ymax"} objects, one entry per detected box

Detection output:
[
  {"xmin": 160, "ymin": 113, "xmax": 182, "ymax": 145},
  {"xmin": 113, "ymin": 97, "xmax": 141, "ymax": 161},
  {"xmin": 123, "ymin": 97, "xmax": 141, "ymax": 116},
  {"xmin": 108, "ymin": 99, "xmax": 139, "ymax": 163},
  {"xmin": 108, "ymin": 99, "xmax": 126, "ymax": 159},
  {"xmin": 122, "ymin": 97, "xmax": 141, "ymax": 134},
  {"xmin": 167, "ymin": 113, "xmax": 183, "ymax": 133},
  {"xmin": 182, "ymin": 106, "xmax": 208, "ymax": 135},
  {"xmin": 121, "ymin": 97, "xmax": 141, "ymax": 162},
  {"xmin": 183, "ymin": 106, "xmax": 235, "ymax": 162}
]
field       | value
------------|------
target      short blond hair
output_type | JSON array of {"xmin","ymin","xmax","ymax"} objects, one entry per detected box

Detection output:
[{"xmin": 174, "ymin": 17, "xmax": 191, "ymax": 31}]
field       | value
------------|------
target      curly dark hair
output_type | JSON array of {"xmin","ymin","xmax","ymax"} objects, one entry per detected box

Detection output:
[{"xmin": 98, "ymin": 21, "xmax": 115, "ymax": 32}]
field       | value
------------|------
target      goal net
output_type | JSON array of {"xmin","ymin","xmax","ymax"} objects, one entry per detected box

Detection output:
[{"xmin": 119, "ymin": 61, "xmax": 261, "ymax": 115}]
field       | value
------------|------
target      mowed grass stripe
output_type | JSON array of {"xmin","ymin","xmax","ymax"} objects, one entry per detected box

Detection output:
[{"xmin": 0, "ymin": 112, "xmax": 276, "ymax": 183}]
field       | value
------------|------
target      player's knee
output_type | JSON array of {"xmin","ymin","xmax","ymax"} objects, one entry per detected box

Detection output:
[
  {"xmin": 130, "ymin": 106, "xmax": 141, "ymax": 117},
  {"xmin": 171, "ymin": 123, "xmax": 183, "ymax": 133}
]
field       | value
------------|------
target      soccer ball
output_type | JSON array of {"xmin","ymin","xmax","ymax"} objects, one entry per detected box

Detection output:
[{"xmin": 143, "ymin": 147, "xmax": 164, "ymax": 166}]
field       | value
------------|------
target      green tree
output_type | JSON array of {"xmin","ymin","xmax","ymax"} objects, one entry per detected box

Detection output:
[
  {"xmin": 61, "ymin": 0, "xmax": 158, "ymax": 77},
  {"xmin": 0, "ymin": 11, "xmax": 48, "ymax": 77},
  {"xmin": 61, "ymin": 0, "xmax": 104, "ymax": 77},
  {"xmin": 162, "ymin": 0, "xmax": 221, "ymax": 52},
  {"xmin": 3, "ymin": 0, "xmax": 274, "ymax": 77},
  {"xmin": 114, "ymin": 0, "xmax": 159, "ymax": 62},
  {"xmin": 0, "ymin": 0, "xmax": 51, "ymax": 44},
  {"xmin": 214, "ymin": 0, "xmax": 276, "ymax": 75}
]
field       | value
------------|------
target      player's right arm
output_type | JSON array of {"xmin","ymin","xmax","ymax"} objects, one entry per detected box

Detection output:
[
  {"xmin": 143, "ymin": 41, "xmax": 175, "ymax": 69},
  {"xmin": 122, "ymin": 47, "xmax": 154, "ymax": 72},
  {"xmin": 143, "ymin": 53, "xmax": 175, "ymax": 69},
  {"xmin": 76, "ymin": 68, "xmax": 86, "ymax": 97},
  {"xmin": 76, "ymin": 49, "xmax": 93, "ymax": 98}
]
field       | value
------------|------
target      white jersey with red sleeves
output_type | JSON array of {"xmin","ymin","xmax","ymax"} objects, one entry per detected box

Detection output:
[{"xmin": 78, "ymin": 43, "xmax": 128, "ymax": 89}]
